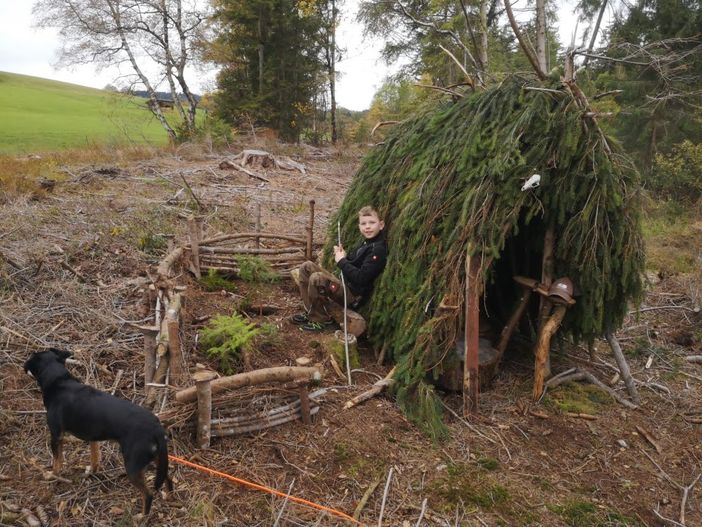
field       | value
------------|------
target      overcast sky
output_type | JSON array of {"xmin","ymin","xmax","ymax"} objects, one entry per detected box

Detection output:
[{"xmin": 0, "ymin": 0, "xmax": 587, "ymax": 112}]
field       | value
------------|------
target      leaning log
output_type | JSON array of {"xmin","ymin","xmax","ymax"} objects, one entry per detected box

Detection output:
[
  {"xmin": 158, "ymin": 247, "xmax": 184, "ymax": 278},
  {"xmin": 175, "ymin": 366, "xmax": 323, "ymax": 403}
]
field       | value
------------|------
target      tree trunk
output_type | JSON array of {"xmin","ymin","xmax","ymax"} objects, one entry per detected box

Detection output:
[
  {"xmin": 330, "ymin": 0, "xmax": 338, "ymax": 144},
  {"xmin": 535, "ymin": 0, "xmax": 548, "ymax": 73},
  {"xmin": 478, "ymin": 0, "xmax": 489, "ymax": 78},
  {"xmin": 582, "ymin": 0, "xmax": 608, "ymax": 67},
  {"xmin": 107, "ymin": 0, "xmax": 177, "ymax": 142}
]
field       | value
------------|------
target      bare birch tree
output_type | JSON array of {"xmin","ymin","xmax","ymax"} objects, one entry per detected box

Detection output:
[{"xmin": 33, "ymin": 0, "xmax": 207, "ymax": 142}]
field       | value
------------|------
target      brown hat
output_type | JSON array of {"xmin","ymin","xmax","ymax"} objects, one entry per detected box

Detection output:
[{"xmin": 548, "ymin": 277, "xmax": 574, "ymax": 303}]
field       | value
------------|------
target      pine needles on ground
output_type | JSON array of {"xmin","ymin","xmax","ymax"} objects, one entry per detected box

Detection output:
[{"xmin": 325, "ymin": 76, "xmax": 645, "ymax": 437}]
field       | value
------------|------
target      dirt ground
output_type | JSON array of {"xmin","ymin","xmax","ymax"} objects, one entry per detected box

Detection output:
[{"xmin": 1, "ymin": 143, "xmax": 701, "ymax": 527}]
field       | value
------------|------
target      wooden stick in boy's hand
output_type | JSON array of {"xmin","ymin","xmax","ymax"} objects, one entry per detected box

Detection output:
[{"xmin": 333, "ymin": 244, "xmax": 346, "ymax": 262}]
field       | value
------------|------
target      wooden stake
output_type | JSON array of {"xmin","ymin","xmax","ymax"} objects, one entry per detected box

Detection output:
[
  {"xmin": 166, "ymin": 294, "xmax": 184, "ymax": 386},
  {"xmin": 188, "ymin": 216, "xmax": 201, "ymax": 279},
  {"xmin": 532, "ymin": 304, "xmax": 567, "ymax": 400},
  {"xmin": 463, "ymin": 252, "xmax": 480, "ymax": 417},
  {"xmin": 298, "ymin": 383, "xmax": 311, "ymax": 425},
  {"xmin": 255, "ymin": 202, "xmax": 262, "ymax": 249},
  {"xmin": 194, "ymin": 370, "xmax": 217, "ymax": 449},
  {"xmin": 306, "ymin": 199, "xmax": 315, "ymax": 261}
]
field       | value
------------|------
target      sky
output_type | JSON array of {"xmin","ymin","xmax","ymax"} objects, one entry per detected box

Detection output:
[{"xmin": 0, "ymin": 0, "xmax": 587, "ymax": 112}]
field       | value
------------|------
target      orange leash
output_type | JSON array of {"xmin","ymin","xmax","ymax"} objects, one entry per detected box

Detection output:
[{"xmin": 169, "ymin": 455, "xmax": 365, "ymax": 526}]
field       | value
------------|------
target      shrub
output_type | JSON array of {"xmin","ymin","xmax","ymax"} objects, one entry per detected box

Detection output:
[
  {"xmin": 199, "ymin": 314, "xmax": 258, "ymax": 374},
  {"xmin": 236, "ymin": 255, "xmax": 280, "ymax": 283},
  {"xmin": 651, "ymin": 140, "xmax": 702, "ymax": 203},
  {"xmin": 199, "ymin": 269, "xmax": 237, "ymax": 292}
]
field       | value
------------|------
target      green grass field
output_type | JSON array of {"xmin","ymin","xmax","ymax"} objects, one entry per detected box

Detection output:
[{"xmin": 0, "ymin": 72, "xmax": 172, "ymax": 154}]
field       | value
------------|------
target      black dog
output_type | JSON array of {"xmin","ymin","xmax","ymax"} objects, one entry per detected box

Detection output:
[{"xmin": 24, "ymin": 348, "xmax": 173, "ymax": 514}]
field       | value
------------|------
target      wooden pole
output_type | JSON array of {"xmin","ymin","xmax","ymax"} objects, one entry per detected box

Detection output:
[
  {"xmin": 175, "ymin": 366, "xmax": 323, "ymax": 403},
  {"xmin": 142, "ymin": 328, "xmax": 157, "ymax": 386},
  {"xmin": 496, "ymin": 289, "xmax": 532, "ymax": 357},
  {"xmin": 306, "ymin": 199, "xmax": 315, "ymax": 261},
  {"xmin": 538, "ymin": 223, "xmax": 555, "ymax": 377},
  {"xmin": 532, "ymin": 304, "xmax": 567, "ymax": 400},
  {"xmin": 463, "ymin": 251, "xmax": 480, "ymax": 417},
  {"xmin": 255, "ymin": 203, "xmax": 262, "ymax": 249},
  {"xmin": 166, "ymin": 294, "xmax": 184, "ymax": 387},
  {"xmin": 188, "ymin": 216, "xmax": 201, "ymax": 279},
  {"xmin": 194, "ymin": 370, "xmax": 217, "ymax": 449}
]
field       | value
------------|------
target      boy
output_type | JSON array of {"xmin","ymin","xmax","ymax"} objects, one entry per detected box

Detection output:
[{"xmin": 291, "ymin": 206, "xmax": 387, "ymax": 335}]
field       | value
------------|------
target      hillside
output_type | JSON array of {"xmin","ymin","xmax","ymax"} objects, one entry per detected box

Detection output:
[{"xmin": 0, "ymin": 72, "xmax": 171, "ymax": 154}]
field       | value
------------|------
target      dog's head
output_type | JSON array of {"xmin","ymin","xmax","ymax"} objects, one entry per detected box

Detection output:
[{"xmin": 24, "ymin": 348, "xmax": 72, "ymax": 382}]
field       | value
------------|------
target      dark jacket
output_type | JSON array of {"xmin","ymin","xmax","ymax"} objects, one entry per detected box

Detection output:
[{"xmin": 336, "ymin": 231, "xmax": 387, "ymax": 298}]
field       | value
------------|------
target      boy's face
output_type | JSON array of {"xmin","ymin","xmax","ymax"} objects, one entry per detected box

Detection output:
[{"xmin": 358, "ymin": 213, "xmax": 384, "ymax": 239}]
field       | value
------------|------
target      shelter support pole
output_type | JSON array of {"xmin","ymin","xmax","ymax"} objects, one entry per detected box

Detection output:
[
  {"xmin": 532, "ymin": 304, "xmax": 567, "ymax": 400},
  {"xmin": 306, "ymin": 200, "xmax": 315, "ymax": 261},
  {"xmin": 463, "ymin": 252, "xmax": 481, "ymax": 416},
  {"xmin": 605, "ymin": 331, "xmax": 641, "ymax": 405},
  {"xmin": 538, "ymin": 223, "xmax": 555, "ymax": 377},
  {"xmin": 497, "ymin": 288, "xmax": 532, "ymax": 357}
]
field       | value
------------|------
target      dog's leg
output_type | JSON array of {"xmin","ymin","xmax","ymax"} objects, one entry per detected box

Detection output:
[
  {"xmin": 127, "ymin": 469, "xmax": 153, "ymax": 515},
  {"xmin": 51, "ymin": 434, "xmax": 64, "ymax": 473},
  {"xmin": 88, "ymin": 442, "xmax": 100, "ymax": 474}
]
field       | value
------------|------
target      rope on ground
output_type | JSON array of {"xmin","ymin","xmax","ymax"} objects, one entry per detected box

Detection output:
[{"xmin": 168, "ymin": 455, "xmax": 365, "ymax": 526}]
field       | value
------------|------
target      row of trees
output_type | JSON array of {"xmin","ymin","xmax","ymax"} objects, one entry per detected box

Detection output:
[
  {"xmin": 207, "ymin": 0, "xmax": 341, "ymax": 143},
  {"xmin": 35, "ymin": 0, "xmax": 701, "ymax": 183}
]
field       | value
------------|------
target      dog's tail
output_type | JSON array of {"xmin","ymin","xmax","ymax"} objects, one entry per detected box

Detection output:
[{"xmin": 154, "ymin": 432, "xmax": 169, "ymax": 492}]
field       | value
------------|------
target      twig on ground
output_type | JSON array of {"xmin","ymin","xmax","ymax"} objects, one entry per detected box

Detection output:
[{"xmin": 377, "ymin": 466, "xmax": 394, "ymax": 527}]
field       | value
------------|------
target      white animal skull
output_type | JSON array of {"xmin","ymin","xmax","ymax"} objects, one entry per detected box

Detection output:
[{"xmin": 521, "ymin": 173, "xmax": 541, "ymax": 191}]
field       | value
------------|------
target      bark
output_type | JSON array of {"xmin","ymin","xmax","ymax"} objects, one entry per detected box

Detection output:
[
  {"xmin": 532, "ymin": 305, "xmax": 567, "ymax": 400},
  {"xmin": 175, "ymin": 366, "xmax": 323, "ymax": 403},
  {"xmin": 329, "ymin": 0, "xmax": 337, "ymax": 144},
  {"xmin": 535, "ymin": 0, "xmax": 548, "ymax": 73},
  {"xmin": 605, "ymin": 331, "xmax": 641, "ymax": 405},
  {"xmin": 502, "ymin": 0, "xmax": 547, "ymax": 80},
  {"xmin": 463, "ymin": 253, "xmax": 481, "ymax": 416},
  {"xmin": 582, "ymin": 0, "xmax": 608, "ymax": 68}
]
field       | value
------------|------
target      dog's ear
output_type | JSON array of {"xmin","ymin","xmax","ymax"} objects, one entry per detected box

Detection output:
[
  {"xmin": 24, "ymin": 354, "xmax": 36, "ymax": 374},
  {"xmin": 49, "ymin": 348, "xmax": 72, "ymax": 363}
]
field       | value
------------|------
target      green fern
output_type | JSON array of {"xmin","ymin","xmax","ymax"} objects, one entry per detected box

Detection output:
[{"xmin": 199, "ymin": 314, "xmax": 259, "ymax": 374}]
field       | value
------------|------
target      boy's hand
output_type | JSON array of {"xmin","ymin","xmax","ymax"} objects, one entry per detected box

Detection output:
[{"xmin": 333, "ymin": 245, "xmax": 346, "ymax": 262}]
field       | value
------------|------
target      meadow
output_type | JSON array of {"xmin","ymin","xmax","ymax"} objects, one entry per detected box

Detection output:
[{"xmin": 0, "ymin": 72, "xmax": 171, "ymax": 154}]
